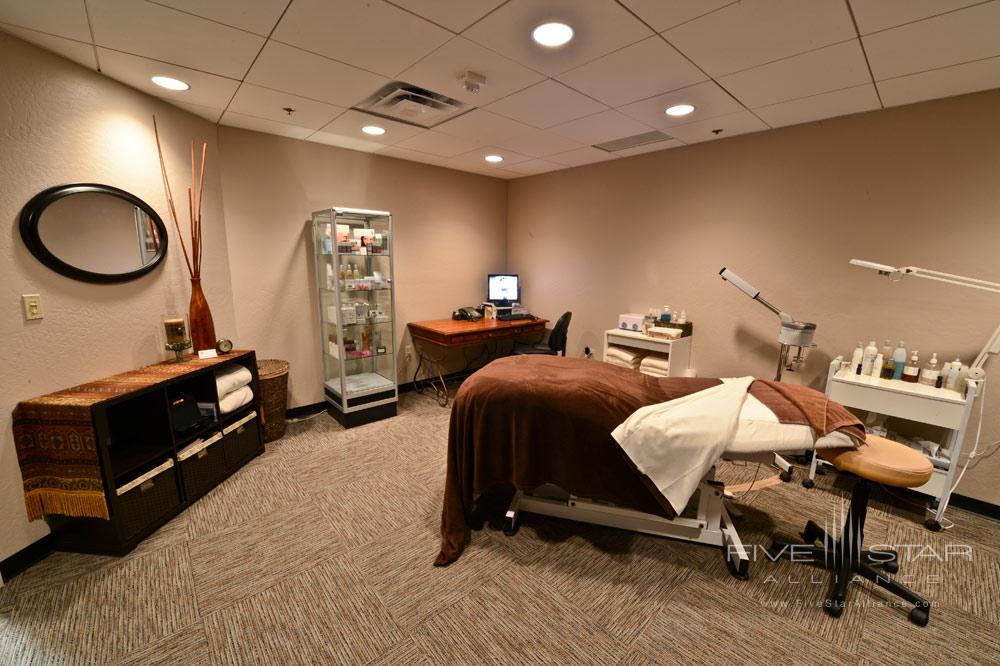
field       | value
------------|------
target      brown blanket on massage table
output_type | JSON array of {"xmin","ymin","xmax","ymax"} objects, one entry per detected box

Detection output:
[{"xmin": 436, "ymin": 355, "xmax": 863, "ymax": 565}]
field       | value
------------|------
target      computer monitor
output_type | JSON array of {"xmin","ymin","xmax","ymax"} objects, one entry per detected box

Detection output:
[{"xmin": 487, "ymin": 273, "xmax": 520, "ymax": 304}]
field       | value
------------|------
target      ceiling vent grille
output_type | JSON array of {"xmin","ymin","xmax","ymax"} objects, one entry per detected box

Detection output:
[
  {"xmin": 594, "ymin": 130, "xmax": 672, "ymax": 153},
  {"xmin": 353, "ymin": 81, "xmax": 469, "ymax": 129}
]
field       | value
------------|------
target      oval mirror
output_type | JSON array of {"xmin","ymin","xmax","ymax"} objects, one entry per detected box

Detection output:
[{"xmin": 19, "ymin": 183, "xmax": 169, "ymax": 283}]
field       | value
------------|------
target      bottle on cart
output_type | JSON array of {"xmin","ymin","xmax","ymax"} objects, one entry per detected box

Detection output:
[
  {"xmin": 892, "ymin": 341, "xmax": 908, "ymax": 380},
  {"xmin": 902, "ymin": 350, "xmax": 920, "ymax": 383},
  {"xmin": 945, "ymin": 356, "xmax": 963, "ymax": 390},
  {"xmin": 352, "ymin": 264, "xmax": 361, "ymax": 280},
  {"xmin": 861, "ymin": 340, "xmax": 879, "ymax": 375},
  {"xmin": 851, "ymin": 341, "xmax": 864, "ymax": 375},
  {"xmin": 660, "ymin": 305, "xmax": 672, "ymax": 323},
  {"xmin": 879, "ymin": 340, "xmax": 894, "ymax": 378},
  {"xmin": 919, "ymin": 352, "xmax": 940, "ymax": 386}
]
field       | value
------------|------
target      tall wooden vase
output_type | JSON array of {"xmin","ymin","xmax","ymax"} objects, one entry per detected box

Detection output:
[{"xmin": 189, "ymin": 278, "xmax": 216, "ymax": 352}]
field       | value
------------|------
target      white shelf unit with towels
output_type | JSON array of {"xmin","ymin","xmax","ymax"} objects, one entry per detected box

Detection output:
[
  {"xmin": 823, "ymin": 358, "xmax": 980, "ymax": 529},
  {"xmin": 603, "ymin": 328, "xmax": 693, "ymax": 377}
]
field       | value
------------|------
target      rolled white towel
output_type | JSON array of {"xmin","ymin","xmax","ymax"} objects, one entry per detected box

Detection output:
[
  {"xmin": 606, "ymin": 346, "xmax": 644, "ymax": 364},
  {"xmin": 219, "ymin": 385, "xmax": 254, "ymax": 415},
  {"xmin": 216, "ymin": 365, "xmax": 252, "ymax": 398}
]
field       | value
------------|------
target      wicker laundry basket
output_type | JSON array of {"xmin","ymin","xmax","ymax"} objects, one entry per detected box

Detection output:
[{"xmin": 257, "ymin": 359, "xmax": 289, "ymax": 443}]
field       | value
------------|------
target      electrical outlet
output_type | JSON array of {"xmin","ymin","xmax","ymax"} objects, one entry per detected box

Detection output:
[
  {"xmin": 21, "ymin": 294, "xmax": 43, "ymax": 320},
  {"xmin": 405, "ymin": 344, "xmax": 412, "ymax": 358}
]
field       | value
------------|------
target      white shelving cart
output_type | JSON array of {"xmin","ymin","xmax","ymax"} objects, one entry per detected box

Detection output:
[
  {"xmin": 821, "ymin": 358, "xmax": 979, "ymax": 529},
  {"xmin": 603, "ymin": 328, "xmax": 693, "ymax": 377}
]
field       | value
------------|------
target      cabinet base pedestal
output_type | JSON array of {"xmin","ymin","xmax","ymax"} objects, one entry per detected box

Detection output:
[{"xmin": 326, "ymin": 398, "xmax": 397, "ymax": 428}]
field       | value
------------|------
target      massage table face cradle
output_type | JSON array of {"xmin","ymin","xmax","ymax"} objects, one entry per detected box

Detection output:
[{"xmin": 504, "ymin": 451, "xmax": 790, "ymax": 580}]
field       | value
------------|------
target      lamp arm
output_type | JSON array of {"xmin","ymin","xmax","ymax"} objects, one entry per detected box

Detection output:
[{"xmin": 901, "ymin": 267, "xmax": 1000, "ymax": 294}]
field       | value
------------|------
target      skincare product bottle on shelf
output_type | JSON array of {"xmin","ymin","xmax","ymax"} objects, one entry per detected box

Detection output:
[
  {"xmin": 946, "ymin": 358, "xmax": 962, "ymax": 390},
  {"xmin": 353, "ymin": 264, "xmax": 360, "ymax": 280},
  {"xmin": 861, "ymin": 340, "xmax": 879, "ymax": 376},
  {"xmin": 870, "ymin": 354, "xmax": 883, "ymax": 378},
  {"xmin": 892, "ymin": 341, "xmax": 908, "ymax": 380},
  {"xmin": 660, "ymin": 306, "xmax": 672, "ymax": 323},
  {"xmin": 879, "ymin": 340, "xmax": 893, "ymax": 377},
  {"xmin": 902, "ymin": 351, "xmax": 920, "ymax": 383},
  {"xmin": 677, "ymin": 310, "xmax": 687, "ymax": 324},
  {"xmin": 851, "ymin": 342, "xmax": 864, "ymax": 375},
  {"xmin": 920, "ymin": 353, "xmax": 939, "ymax": 386}
]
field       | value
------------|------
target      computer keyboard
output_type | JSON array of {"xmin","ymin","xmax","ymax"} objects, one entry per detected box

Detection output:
[{"xmin": 497, "ymin": 313, "xmax": 534, "ymax": 321}]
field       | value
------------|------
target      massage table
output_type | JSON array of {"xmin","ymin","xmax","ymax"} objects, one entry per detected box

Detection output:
[{"xmin": 435, "ymin": 356, "xmax": 864, "ymax": 579}]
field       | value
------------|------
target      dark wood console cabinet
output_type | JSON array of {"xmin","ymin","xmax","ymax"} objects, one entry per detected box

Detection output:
[{"xmin": 15, "ymin": 350, "xmax": 264, "ymax": 556}]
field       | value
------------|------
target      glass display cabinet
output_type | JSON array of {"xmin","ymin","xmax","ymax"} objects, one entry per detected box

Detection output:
[{"xmin": 311, "ymin": 207, "xmax": 397, "ymax": 427}]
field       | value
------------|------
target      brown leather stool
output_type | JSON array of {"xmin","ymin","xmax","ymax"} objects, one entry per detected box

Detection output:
[{"xmin": 769, "ymin": 436, "xmax": 934, "ymax": 626}]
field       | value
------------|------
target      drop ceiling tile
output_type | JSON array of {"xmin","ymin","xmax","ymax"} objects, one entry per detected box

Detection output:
[
  {"xmin": 170, "ymin": 100, "xmax": 225, "ymax": 123},
  {"xmin": 272, "ymin": 0, "xmax": 451, "ymax": 77},
  {"xmin": 87, "ymin": 0, "xmax": 264, "ymax": 79},
  {"xmin": 245, "ymin": 41, "xmax": 388, "ymax": 108},
  {"xmin": 664, "ymin": 0, "xmax": 856, "ymax": 76},
  {"xmin": 557, "ymin": 36, "xmax": 707, "ymax": 107},
  {"xmin": 1, "ymin": 24, "xmax": 96, "ymax": 69},
  {"xmin": 97, "ymin": 48, "xmax": 240, "ymax": 109},
  {"xmin": 308, "ymin": 130, "xmax": 385, "ymax": 152},
  {"xmin": 316, "ymin": 109, "xmax": 425, "ymax": 145},
  {"xmin": 393, "ymin": 130, "xmax": 481, "ymax": 157},
  {"xmin": 547, "ymin": 146, "xmax": 617, "ymax": 167},
  {"xmin": 848, "ymin": 0, "xmax": 984, "ymax": 35},
  {"xmin": 617, "ymin": 80, "xmax": 742, "ymax": 128},
  {"xmin": 222, "ymin": 110, "xmax": 315, "ymax": 139},
  {"xmin": 877, "ymin": 55, "xmax": 1000, "ymax": 107},
  {"xmin": 0, "ymin": 0, "xmax": 91, "ymax": 42},
  {"xmin": 663, "ymin": 109, "xmax": 768, "ymax": 143},
  {"xmin": 452, "ymin": 145, "xmax": 532, "ymax": 168},
  {"xmin": 719, "ymin": 39, "xmax": 871, "ymax": 109},
  {"xmin": 376, "ymin": 145, "xmax": 451, "ymax": 167},
  {"xmin": 228, "ymin": 83, "xmax": 344, "ymax": 131},
  {"xmin": 463, "ymin": 0, "xmax": 653, "ymax": 76},
  {"xmin": 150, "ymin": 0, "xmax": 289, "ymax": 36},
  {"xmin": 618, "ymin": 0, "xmax": 736, "ymax": 32},
  {"xmin": 397, "ymin": 36, "xmax": 544, "ymax": 106},
  {"xmin": 863, "ymin": 1, "xmax": 1000, "ymax": 81},
  {"xmin": 505, "ymin": 158, "xmax": 563, "ymax": 175},
  {"xmin": 753, "ymin": 83, "xmax": 880, "ymax": 127},
  {"xmin": 495, "ymin": 128, "xmax": 583, "ymax": 158},
  {"xmin": 389, "ymin": 0, "xmax": 506, "ymax": 32},
  {"xmin": 433, "ymin": 108, "xmax": 534, "ymax": 144},
  {"xmin": 550, "ymin": 109, "xmax": 654, "ymax": 145},
  {"xmin": 613, "ymin": 138, "xmax": 684, "ymax": 157},
  {"xmin": 486, "ymin": 80, "xmax": 607, "ymax": 129}
]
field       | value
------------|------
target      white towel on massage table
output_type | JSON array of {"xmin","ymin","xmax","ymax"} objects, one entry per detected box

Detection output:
[
  {"xmin": 216, "ymin": 365, "xmax": 253, "ymax": 398},
  {"xmin": 219, "ymin": 385, "xmax": 254, "ymax": 415},
  {"xmin": 612, "ymin": 377, "xmax": 855, "ymax": 513}
]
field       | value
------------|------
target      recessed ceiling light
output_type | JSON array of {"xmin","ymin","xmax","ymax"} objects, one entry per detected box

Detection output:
[
  {"xmin": 361, "ymin": 125, "xmax": 386, "ymax": 136},
  {"xmin": 665, "ymin": 103, "xmax": 695, "ymax": 117},
  {"xmin": 151, "ymin": 76, "xmax": 189, "ymax": 91},
  {"xmin": 532, "ymin": 22, "xmax": 574, "ymax": 47},
  {"xmin": 484, "ymin": 154, "xmax": 503, "ymax": 163}
]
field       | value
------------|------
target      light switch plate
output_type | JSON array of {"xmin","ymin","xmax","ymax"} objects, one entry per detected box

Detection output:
[{"xmin": 21, "ymin": 294, "xmax": 43, "ymax": 320}]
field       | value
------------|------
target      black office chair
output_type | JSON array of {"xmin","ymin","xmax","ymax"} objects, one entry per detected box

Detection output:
[{"xmin": 514, "ymin": 312, "xmax": 571, "ymax": 356}]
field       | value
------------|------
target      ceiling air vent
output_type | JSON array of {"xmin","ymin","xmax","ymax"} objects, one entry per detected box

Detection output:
[
  {"xmin": 353, "ymin": 81, "xmax": 469, "ymax": 129},
  {"xmin": 594, "ymin": 130, "xmax": 672, "ymax": 153}
]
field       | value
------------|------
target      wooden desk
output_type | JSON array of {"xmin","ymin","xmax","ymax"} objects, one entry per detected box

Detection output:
[{"xmin": 407, "ymin": 317, "xmax": 548, "ymax": 405}]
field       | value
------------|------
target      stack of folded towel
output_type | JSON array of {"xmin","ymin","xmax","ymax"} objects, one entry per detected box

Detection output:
[
  {"xmin": 215, "ymin": 365, "xmax": 254, "ymax": 415},
  {"xmin": 639, "ymin": 355, "xmax": 670, "ymax": 378},
  {"xmin": 605, "ymin": 345, "xmax": 644, "ymax": 370}
]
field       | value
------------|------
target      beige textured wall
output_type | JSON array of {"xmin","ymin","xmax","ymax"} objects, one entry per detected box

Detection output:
[
  {"xmin": 217, "ymin": 128, "xmax": 508, "ymax": 408},
  {"xmin": 508, "ymin": 90, "xmax": 1000, "ymax": 505},
  {"xmin": 0, "ymin": 34, "xmax": 237, "ymax": 561}
]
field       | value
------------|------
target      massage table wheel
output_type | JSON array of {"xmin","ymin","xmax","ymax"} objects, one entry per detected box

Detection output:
[
  {"xmin": 779, "ymin": 469, "xmax": 793, "ymax": 482},
  {"xmin": 909, "ymin": 604, "xmax": 930, "ymax": 627},
  {"xmin": 924, "ymin": 518, "xmax": 942, "ymax": 532},
  {"xmin": 502, "ymin": 514, "xmax": 520, "ymax": 537},
  {"xmin": 801, "ymin": 478, "xmax": 815, "ymax": 489}
]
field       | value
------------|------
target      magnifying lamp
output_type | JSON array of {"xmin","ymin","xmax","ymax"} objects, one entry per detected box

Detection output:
[{"xmin": 719, "ymin": 267, "xmax": 817, "ymax": 381}]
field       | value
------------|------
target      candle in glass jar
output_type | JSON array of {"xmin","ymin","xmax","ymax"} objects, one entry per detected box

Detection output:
[{"xmin": 164, "ymin": 318, "xmax": 186, "ymax": 345}]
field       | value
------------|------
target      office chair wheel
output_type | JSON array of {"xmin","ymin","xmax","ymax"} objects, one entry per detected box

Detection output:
[
  {"xmin": 925, "ymin": 519, "xmax": 942, "ymax": 532},
  {"xmin": 779, "ymin": 470, "xmax": 793, "ymax": 482},
  {"xmin": 801, "ymin": 478, "xmax": 815, "ymax": 489},
  {"xmin": 825, "ymin": 598, "xmax": 845, "ymax": 618},
  {"xmin": 881, "ymin": 559, "xmax": 900, "ymax": 574},
  {"xmin": 909, "ymin": 605, "xmax": 930, "ymax": 627},
  {"xmin": 502, "ymin": 516, "xmax": 520, "ymax": 537}
]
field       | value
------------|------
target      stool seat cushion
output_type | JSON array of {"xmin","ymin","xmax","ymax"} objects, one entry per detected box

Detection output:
[{"xmin": 819, "ymin": 435, "xmax": 933, "ymax": 488}]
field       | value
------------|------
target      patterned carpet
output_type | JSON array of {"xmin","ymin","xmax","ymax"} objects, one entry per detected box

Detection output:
[{"xmin": 1, "ymin": 388, "xmax": 998, "ymax": 665}]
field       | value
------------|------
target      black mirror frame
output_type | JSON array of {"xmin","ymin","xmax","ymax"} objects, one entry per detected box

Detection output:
[{"xmin": 19, "ymin": 183, "xmax": 169, "ymax": 284}]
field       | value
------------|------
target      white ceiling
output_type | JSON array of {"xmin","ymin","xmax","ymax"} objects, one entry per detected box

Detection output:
[{"xmin": 2, "ymin": 0, "xmax": 998, "ymax": 180}]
